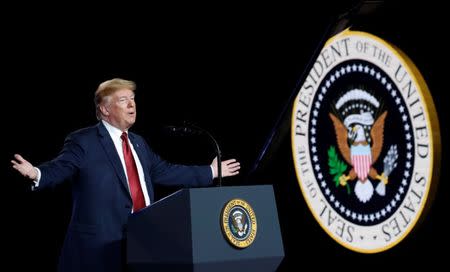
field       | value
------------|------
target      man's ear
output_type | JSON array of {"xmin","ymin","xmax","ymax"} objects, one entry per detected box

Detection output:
[{"xmin": 99, "ymin": 104, "xmax": 109, "ymax": 116}]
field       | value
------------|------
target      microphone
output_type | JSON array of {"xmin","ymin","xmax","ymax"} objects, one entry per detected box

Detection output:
[
  {"xmin": 164, "ymin": 125, "xmax": 202, "ymax": 136},
  {"xmin": 163, "ymin": 123, "xmax": 223, "ymax": 187}
]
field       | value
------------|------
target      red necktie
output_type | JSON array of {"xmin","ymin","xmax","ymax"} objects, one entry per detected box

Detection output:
[{"xmin": 121, "ymin": 132, "xmax": 145, "ymax": 212}]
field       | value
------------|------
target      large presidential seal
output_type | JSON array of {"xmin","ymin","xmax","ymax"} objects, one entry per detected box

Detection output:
[
  {"xmin": 291, "ymin": 29, "xmax": 440, "ymax": 253},
  {"xmin": 221, "ymin": 199, "xmax": 257, "ymax": 248}
]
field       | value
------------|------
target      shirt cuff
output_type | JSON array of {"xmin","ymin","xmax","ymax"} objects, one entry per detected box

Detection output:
[
  {"xmin": 210, "ymin": 165, "xmax": 215, "ymax": 179},
  {"xmin": 31, "ymin": 167, "xmax": 41, "ymax": 190}
]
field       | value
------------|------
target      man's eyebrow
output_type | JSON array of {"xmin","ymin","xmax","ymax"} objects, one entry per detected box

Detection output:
[{"xmin": 118, "ymin": 95, "xmax": 134, "ymax": 99}]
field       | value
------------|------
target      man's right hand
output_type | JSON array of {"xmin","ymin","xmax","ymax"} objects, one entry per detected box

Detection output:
[{"xmin": 11, "ymin": 154, "xmax": 38, "ymax": 180}]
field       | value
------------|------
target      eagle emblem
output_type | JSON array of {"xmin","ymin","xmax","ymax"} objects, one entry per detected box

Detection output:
[
  {"xmin": 292, "ymin": 31, "xmax": 438, "ymax": 252},
  {"xmin": 329, "ymin": 89, "xmax": 398, "ymax": 203},
  {"xmin": 231, "ymin": 210, "xmax": 248, "ymax": 237},
  {"xmin": 221, "ymin": 199, "xmax": 257, "ymax": 248}
]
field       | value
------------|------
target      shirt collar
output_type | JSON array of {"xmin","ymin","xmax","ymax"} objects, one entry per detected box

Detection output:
[{"xmin": 102, "ymin": 120, "xmax": 127, "ymax": 140}]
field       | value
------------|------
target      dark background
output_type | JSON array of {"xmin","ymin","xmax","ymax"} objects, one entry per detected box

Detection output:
[{"xmin": 2, "ymin": 1, "xmax": 448, "ymax": 270}]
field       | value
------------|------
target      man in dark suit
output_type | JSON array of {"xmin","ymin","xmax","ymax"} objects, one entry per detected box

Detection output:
[{"xmin": 11, "ymin": 78, "xmax": 240, "ymax": 272}]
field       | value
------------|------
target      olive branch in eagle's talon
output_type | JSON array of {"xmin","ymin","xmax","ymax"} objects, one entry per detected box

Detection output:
[{"xmin": 328, "ymin": 146, "xmax": 351, "ymax": 194}]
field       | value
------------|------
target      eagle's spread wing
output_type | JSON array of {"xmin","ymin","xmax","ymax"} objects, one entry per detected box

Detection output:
[
  {"xmin": 240, "ymin": 215, "xmax": 246, "ymax": 228},
  {"xmin": 370, "ymin": 111, "xmax": 387, "ymax": 163},
  {"xmin": 329, "ymin": 113, "xmax": 351, "ymax": 164},
  {"xmin": 231, "ymin": 217, "xmax": 239, "ymax": 229},
  {"xmin": 231, "ymin": 218, "xmax": 239, "ymax": 230}
]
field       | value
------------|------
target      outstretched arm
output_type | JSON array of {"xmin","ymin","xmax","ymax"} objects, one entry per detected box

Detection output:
[
  {"xmin": 11, "ymin": 133, "xmax": 83, "ymax": 189},
  {"xmin": 211, "ymin": 157, "xmax": 241, "ymax": 178},
  {"xmin": 11, "ymin": 154, "xmax": 38, "ymax": 181}
]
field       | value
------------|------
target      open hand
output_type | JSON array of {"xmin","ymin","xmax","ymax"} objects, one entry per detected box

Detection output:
[
  {"xmin": 11, "ymin": 154, "xmax": 38, "ymax": 180},
  {"xmin": 211, "ymin": 157, "xmax": 240, "ymax": 178}
]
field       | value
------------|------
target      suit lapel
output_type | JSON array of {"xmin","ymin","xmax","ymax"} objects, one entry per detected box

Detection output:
[
  {"xmin": 97, "ymin": 122, "xmax": 131, "ymax": 198},
  {"xmin": 128, "ymin": 133, "xmax": 151, "ymax": 185}
]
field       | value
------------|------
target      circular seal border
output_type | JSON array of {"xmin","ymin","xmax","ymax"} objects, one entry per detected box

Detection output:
[
  {"xmin": 221, "ymin": 198, "xmax": 257, "ymax": 248},
  {"xmin": 291, "ymin": 29, "xmax": 441, "ymax": 253}
]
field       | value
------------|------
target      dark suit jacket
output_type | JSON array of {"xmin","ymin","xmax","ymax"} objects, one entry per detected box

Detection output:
[{"xmin": 36, "ymin": 122, "xmax": 212, "ymax": 272}]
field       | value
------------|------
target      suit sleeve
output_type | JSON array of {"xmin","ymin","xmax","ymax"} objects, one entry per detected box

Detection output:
[
  {"xmin": 142, "ymin": 139, "xmax": 213, "ymax": 187},
  {"xmin": 36, "ymin": 133, "xmax": 84, "ymax": 190}
]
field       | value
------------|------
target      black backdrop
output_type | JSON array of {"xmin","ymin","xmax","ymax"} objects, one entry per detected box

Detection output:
[{"xmin": 2, "ymin": 1, "xmax": 448, "ymax": 270}]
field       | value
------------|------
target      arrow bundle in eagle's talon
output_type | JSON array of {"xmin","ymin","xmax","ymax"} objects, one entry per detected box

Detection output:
[{"xmin": 376, "ymin": 145, "xmax": 399, "ymax": 196}]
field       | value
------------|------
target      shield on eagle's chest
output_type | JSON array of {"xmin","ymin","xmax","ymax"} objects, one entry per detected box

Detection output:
[{"xmin": 350, "ymin": 145, "xmax": 372, "ymax": 181}]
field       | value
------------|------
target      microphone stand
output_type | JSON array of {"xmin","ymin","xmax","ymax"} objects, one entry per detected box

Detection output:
[{"xmin": 190, "ymin": 124, "xmax": 222, "ymax": 187}]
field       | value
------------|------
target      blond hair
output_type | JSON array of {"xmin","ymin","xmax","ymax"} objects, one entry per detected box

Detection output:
[{"xmin": 94, "ymin": 78, "xmax": 136, "ymax": 120}]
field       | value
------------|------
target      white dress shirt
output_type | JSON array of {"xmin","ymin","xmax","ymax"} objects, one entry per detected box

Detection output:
[{"xmin": 102, "ymin": 120, "xmax": 151, "ymax": 210}]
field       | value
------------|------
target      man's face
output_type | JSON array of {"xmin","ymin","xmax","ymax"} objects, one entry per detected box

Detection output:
[{"xmin": 105, "ymin": 88, "xmax": 136, "ymax": 131}]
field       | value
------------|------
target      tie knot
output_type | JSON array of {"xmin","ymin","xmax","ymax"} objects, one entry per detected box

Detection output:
[{"xmin": 121, "ymin": 132, "xmax": 128, "ymax": 142}]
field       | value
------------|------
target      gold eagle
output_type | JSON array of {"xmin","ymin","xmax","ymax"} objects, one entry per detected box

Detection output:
[{"xmin": 329, "ymin": 111, "xmax": 388, "ymax": 187}]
